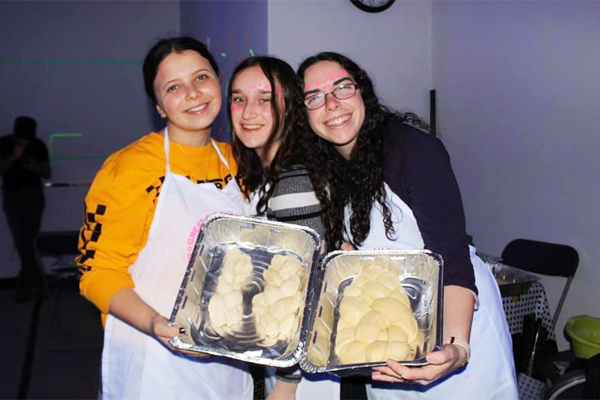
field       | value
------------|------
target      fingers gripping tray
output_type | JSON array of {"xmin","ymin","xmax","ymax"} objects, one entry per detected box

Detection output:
[{"xmin": 168, "ymin": 214, "xmax": 321, "ymax": 367}]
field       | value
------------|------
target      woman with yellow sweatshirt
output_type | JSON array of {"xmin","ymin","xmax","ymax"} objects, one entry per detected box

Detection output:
[{"xmin": 76, "ymin": 37, "xmax": 253, "ymax": 399}]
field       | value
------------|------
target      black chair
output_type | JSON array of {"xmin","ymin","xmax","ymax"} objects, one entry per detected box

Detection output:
[
  {"xmin": 501, "ymin": 238, "xmax": 579, "ymax": 391},
  {"xmin": 501, "ymin": 238, "xmax": 579, "ymax": 331},
  {"xmin": 34, "ymin": 231, "xmax": 81, "ymax": 323}
]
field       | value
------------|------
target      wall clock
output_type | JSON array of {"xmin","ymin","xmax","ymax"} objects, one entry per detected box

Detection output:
[{"xmin": 350, "ymin": 0, "xmax": 395, "ymax": 13}]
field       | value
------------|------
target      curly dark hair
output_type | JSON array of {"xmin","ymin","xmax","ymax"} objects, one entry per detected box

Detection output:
[
  {"xmin": 297, "ymin": 52, "xmax": 429, "ymax": 249},
  {"xmin": 228, "ymin": 56, "xmax": 307, "ymax": 216}
]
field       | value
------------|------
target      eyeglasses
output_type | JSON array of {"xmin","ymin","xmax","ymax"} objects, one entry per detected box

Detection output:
[{"xmin": 303, "ymin": 82, "xmax": 359, "ymax": 110}]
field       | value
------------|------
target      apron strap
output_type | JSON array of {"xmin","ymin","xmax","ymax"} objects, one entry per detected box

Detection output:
[
  {"xmin": 163, "ymin": 127, "xmax": 173, "ymax": 174},
  {"xmin": 210, "ymin": 139, "xmax": 233, "ymax": 172}
]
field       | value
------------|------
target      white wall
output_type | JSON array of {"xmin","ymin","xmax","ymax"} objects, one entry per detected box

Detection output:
[
  {"xmin": 268, "ymin": 0, "xmax": 433, "ymax": 119},
  {"xmin": 433, "ymin": 1, "xmax": 600, "ymax": 349},
  {"xmin": 0, "ymin": 1, "xmax": 179, "ymax": 278}
]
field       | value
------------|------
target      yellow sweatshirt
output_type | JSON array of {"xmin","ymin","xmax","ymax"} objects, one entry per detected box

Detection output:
[{"xmin": 77, "ymin": 132, "xmax": 238, "ymax": 325}]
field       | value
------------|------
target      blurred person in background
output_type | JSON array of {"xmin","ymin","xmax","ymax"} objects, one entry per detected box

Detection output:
[{"xmin": 0, "ymin": 116, "xmax": 51, "ymax": 302}]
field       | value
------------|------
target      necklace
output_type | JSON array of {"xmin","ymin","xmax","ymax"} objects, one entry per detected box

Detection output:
[{"xmin": 176, "ymin": 143, "xmax": 190, "ymax": 156}]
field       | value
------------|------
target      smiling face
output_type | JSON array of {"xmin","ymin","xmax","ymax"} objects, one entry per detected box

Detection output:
[
  {"xmin": 230, "ymin": 66, "xmax": 282, "ymax": 162},
  {"xmin": 153, "ymin": 50, "xmax": 221, "ymax": 144},
  {"xmin": 303, "ymin": 61, "xmax": 365, "ymax": 159}
]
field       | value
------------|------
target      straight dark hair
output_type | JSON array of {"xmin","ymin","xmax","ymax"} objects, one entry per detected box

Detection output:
[{"xmin": 142, "ymin": 36, "xmax": 219, "ymax": 105}]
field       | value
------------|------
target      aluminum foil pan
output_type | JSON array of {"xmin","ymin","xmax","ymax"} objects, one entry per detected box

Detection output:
[
  {"xmin": 168, "ymin": 214, "xmax": 321, "ymax": 368},
  {"xmin": 300, "ymin": 250, "xmax": 443, "ymax": 377},
  {"xmin": 478, "ymin": 252, "xmax": 540, "ymax": 296}
]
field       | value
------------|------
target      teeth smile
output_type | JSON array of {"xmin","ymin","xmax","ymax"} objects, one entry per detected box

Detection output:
[
  {"xmin": 188, "ymin": 104, "xmax": 208, "ymax": 113},
  {"xmin": 325, "ymin": 114, "xmax": 351, "ymax": 126},
  {"xmin": 243, "ymin": 124, "xmax": 263, "ymax": 130}
]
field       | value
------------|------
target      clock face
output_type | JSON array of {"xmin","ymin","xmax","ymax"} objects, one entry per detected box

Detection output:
[{"xmin": 350, "ymin": 0, "xmax": 395, "ymax": 13}]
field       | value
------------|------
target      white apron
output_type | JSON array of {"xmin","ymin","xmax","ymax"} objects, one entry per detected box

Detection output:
[
  {"xmin": 245, "ymin": 193, "xmax": 341, "ymax": 400},
  {"xmin": 101, "ymin": 128, "xmax": 254, "ymax": 400},
  {"xmin": 354, "ymin": 184, "xmax": 518, "ymax": 400}
]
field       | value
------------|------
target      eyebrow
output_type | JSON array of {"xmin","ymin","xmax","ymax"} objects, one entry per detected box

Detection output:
[
  {"xmin": 304, "ymin": 77, "xmax": 353, "ymax": 96},
  {"xmin": 230, "ymin": 88, "xmax": 272, "ymax": 94}
]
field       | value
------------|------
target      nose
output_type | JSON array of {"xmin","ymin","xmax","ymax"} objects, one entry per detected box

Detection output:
[
  {"xmin": 325, "ymin": 93, "xmax": 340, "ymax": 111},
  {"xmin": 242, "ymin": 101, "xmax": 258, "ymax": 120},
  {"xmin": 185, "ymin": 85, "xmax": 200, "ymax": 100}
]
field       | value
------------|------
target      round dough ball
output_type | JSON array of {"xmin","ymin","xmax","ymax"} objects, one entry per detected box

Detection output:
[
  {"xmin": 232, "ymin": 258, "xmax": 253, "ymax": 276},
  {"xmin": 377, "ymin": 329, "xmax": 388, "ymax": 341},
  {"xmin": 256, "ymin": 312, "xmax": 280, "ymax": 338},
  {"xmin": 350, "ymin": 274, "xmax": 373, "ymax": 290},
  {"xmin": 208, "ymin": 293, "xmax": 228, "ymax": 327},
  {"xmin": 361, "ymin": 264, "xmax": 387, "ymax": 281},
  {"xmin": 343, "ymin": 285, "xmax": 362, "ymax": 297},
  {"xmin": 389, "ymin": 287, "xmax": 412, "ymax": 309},
  {"xmin": 337, "ymin": 317, "xmax": 352, "ymax": 332},
  {"xmin": 408, "ymin": 330, "xmax": 423, "ymax": 351},
  {"xmin": 263, "ymin": 284, "xmax": 284, "ymax": 305},
  {"xmin": 376, "ymin": 271, "xmax": 400, "ymax": 291},
  {"xmin": 223, "ymin": 247, "xmax": 248, "ymax": 264},
  {"xmin": 271, "ymin": 254, "xmax": 303, "ymax": 280},
  {"xmin": 355, "ymin": 311, "xmax": 388, "ymax": 344},
  {"xmin": 385, "ymin": 341, "xmax": 411, "ymax": 361},
  {"xmin": 370, "ymin": 297, "xmax": 406, "ymax": 325},
  {"xmin": 270, "ymin": 292, "xmax": 302, "ymax": 321},
  {"xmin": 366, "ymin": 341, "xmax": 388, "ymax": 362},
  {"xmin": 252, "ymin": 293, "xmax": 268, "ymax": 315},
  {"xmin": 228, "ymin": 304, "xmax": 243, "ymax": 326},
  {"xmin": 279, "ymin": 313, "xmax": 296, "ymax": 339},
  {"xmin": 338, "ymin": 341, "xmax": 367, "ymax": 365},
  {"xmin": 339, "ymin": 296, "xmax": 371, "ymax": 327},
  {"xmin": 387, "ymin": 325, "xmax": 409, "ymax": 343},
  {"xmin": 263, "ymin": 268, "xmax": 284, "ymax": 287},
  {"xmin": 280, "ymin": 275, "xmax": 301, "ymax": 296},
  {"xmin": 223, "ymin": 290, "xmax": 243, "ymax": 308},
  {"xmin": 233, "ymin": 272, "xmax": 248, "ymax": 289},
  {"xmin": 335, "ymin": 327, "xmax": 355, "ymax": 354},
  {"xmin": 219, "ymin": 266, "xmax": 236, "ymax": 286},
  {"xmin": 215, "ymin": 278, "xmax": 234, "ymax": 294}
]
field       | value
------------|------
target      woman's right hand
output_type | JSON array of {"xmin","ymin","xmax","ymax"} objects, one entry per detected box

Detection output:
[
  {"xmin": 150, "ymin": 314, "xmax": 211, "ymax": 358},
  {"xmin": 109, "ymin": 289, "xmax": 210, "ymax": 358}
]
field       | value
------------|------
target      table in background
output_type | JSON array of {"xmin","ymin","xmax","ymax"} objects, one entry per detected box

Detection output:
[{"xmin": 480, "ymin": 253, "xmax": 556, "ymax": 399}]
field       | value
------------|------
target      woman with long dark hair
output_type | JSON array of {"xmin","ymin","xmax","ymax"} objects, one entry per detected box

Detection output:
[
  {"xmin": 297, "ymin": 52, "xmax": 517, "ymax": 399},
  {"xmin": 77, "ymin": 37, "xmax": 253, "ymax": 399},
  {"xmin": 229, "ymin": 56, "xmax": 326, "ymax": 241},
  {"xmin": 228, "ymin": 56, "xmax": 337, "ymax": 399}
]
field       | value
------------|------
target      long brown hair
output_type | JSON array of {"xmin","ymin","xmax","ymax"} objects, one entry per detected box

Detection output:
[{"xmin": 228, "ymin": 56, "xmax": 308, "ymax": 215}]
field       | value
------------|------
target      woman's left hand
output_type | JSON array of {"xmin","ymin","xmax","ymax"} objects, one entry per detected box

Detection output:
[{"xmin": 372, "ymin": 343, "xmax": 467, "ymax": 385}]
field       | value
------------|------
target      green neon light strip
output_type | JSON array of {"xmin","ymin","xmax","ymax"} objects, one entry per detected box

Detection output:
[
  {"xmin": 49, "ymin": 133, "xmax": 82, "ymax": 157},
  {"xmin": 249, "ymin": 49, "xmax": 255, "ymax": 57},
  {"xmin": 52, "ymin": 155, "xmax": 109, "ymax": 161},
  {"xmin": 48, "ymin": 132, "xmax": 108, "ymax": 162},
  {"xmin": 0, "ymin": 58, "xmax": 141, "ymax": 66}
]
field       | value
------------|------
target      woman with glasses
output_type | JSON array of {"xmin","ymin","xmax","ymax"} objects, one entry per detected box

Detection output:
[
  {"xmin": 297, "ymin": 52, "xmax": 518, "ymax": 399},
  {"xmin": 228, "ymin": 56, "xmax": 339, "ymax": 400}
]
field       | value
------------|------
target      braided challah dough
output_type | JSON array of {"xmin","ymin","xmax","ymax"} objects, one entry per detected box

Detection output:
[
  {"xmin": 336, "ymin": 259, "xmax": 421, "ymax": 364},
  {"xmin": 208, "ymin": 248, "xmax": 254, "ymax": 335},
  {"xmin": 252, "ymin": 254, "xmax": 306, "ymax": 346}
]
